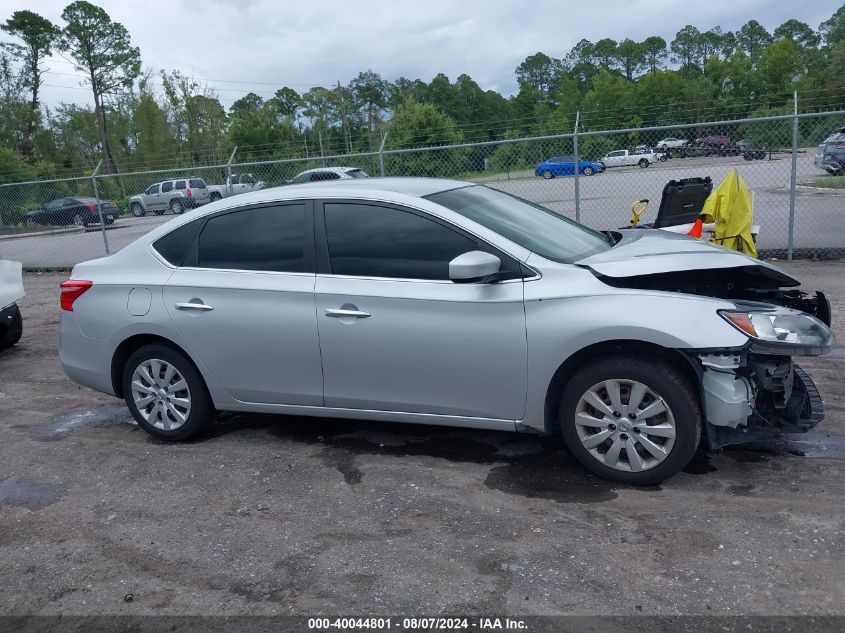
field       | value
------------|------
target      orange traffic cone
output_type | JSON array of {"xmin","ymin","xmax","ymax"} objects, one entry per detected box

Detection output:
[{"xmin": 688, "ymin": 217, "xmax": 704, "ymax": 239}]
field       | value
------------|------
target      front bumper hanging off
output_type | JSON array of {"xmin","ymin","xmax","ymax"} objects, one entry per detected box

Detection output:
[{"xmin": 696, "ymin": 351, "xmax": 826, "ymax": 449}]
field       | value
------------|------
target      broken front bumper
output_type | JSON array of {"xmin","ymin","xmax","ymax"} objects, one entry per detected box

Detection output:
[{"xmin": 697, "ymin": 352, "xmax": 825, "ymax": 449}]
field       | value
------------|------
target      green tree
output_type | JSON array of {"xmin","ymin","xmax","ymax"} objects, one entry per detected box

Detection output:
[
  {"xmin": 774, "ymin": 19, "xmax": 820, "ymax": 50},
  {"xmin": 759, "ymin": 38, "xmax": 802, "ymax": 94},
  {"xmin": 387, "ymin": 98, "xmax": 462, "ymax": 148},
  {"xmin": 515, "ymin": 52, "xmax": 563, "ymax": 100},
  {"xmin": 671, "ymin": 25, "xmax": 703, "ymax": 71},
  {"xmin": 132, "ymin": 81, "xmax": 172, "ymax": 168},
  {"xmin": 736, "ymin": 19, "xmax": 772, "ymax": 62},
  {"xmin": 269, "ymin": 87, "xmax": 301, "ymax": 120},
  {"xmin": 819, "ymin": 4, "xmax": 845, "ymax": 46},
  {"xmin": 641, "ymin": 36, "xmax": 668, "ymax": 74},
  {"xmin": 1, "ymin": 10, "xmax": 58, "ymax": 156},
  {"xmin": 350, "ymin": 70, "xmax": 388, "ymax": 148},
  {"xmin": 616, "ymin": 39, "xmax": 645, "ymax": 80},
  {"xmin": 592, "ymin": 38, "xmax": 619, "ymax": 69},
  {"xmin": 58, "ymin": 1, "xmax": 140, "ymax": 172}
]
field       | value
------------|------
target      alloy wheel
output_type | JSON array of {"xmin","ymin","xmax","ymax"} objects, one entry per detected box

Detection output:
[
  {"xmin": 131, "ymin": 359, "xmax": 192, "ymax": 431},
  {"xmin": 573, "ymin": 379, "xmax": 676, "ymax": 473}
]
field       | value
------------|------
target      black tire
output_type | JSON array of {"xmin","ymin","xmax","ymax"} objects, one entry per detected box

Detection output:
[
  {"xmin": 210, "ymin": 192, "xmax": 222, "ymax": 202},
  {"xmin": 122, "ymin": 343, "xmax": 215, "ymax": 441},
  {"xmin": 542, "ymin": 169, "xmax": 554, "ymax": 179},
  {"xmin": 73, "ymin": 213, "xmax": 88, "ymax": 228},
  {"xmin": 582, "ymin": 166, "xmax": 594, "ymax": 176},
  {"xmin": 0, "ymin": 304, "xmax": 23, "ymax": 350},
  {"xmin": 638, "ymin": 159, "xmax": 649, "ymax": 168},
  {"xmin": 170, "ymin": 199, "xmax": 184, "ymax": 214},
  {"xmin": 558, "ymin": 355, "xmax": 701, "ymax": 486},
  {"xmin": 131, "ymin": 203, "xmax": 145, "ymax": 218}
]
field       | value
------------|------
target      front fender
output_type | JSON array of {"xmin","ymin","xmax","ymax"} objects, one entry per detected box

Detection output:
[{"xmin": 521, "ymin": 289, "xmax": 748, "ymax": 432}]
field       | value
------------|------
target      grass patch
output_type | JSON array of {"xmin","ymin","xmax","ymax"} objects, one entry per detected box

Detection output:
[{"xmin": 806, "ymin": 176, "xmax": 845, "ymax": 189}]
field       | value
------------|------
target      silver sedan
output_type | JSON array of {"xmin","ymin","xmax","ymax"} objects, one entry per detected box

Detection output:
[{"xmin": 58, "ymin": 178, "xmax": 834, "ymax": 484}]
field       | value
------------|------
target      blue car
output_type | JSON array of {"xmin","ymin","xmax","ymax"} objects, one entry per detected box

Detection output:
[{"xmin": 535, "ymin": 156, "xmax": 605, "ymax": 178}]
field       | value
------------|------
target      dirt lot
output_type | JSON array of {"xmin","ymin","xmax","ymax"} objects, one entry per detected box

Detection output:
[{"xmin": 1, "ymin": 262, "xmax": 844, "ymax": 618}]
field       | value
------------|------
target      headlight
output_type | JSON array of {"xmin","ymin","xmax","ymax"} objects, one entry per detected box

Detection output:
[{"xmin": 719, "ymin": 308, "xmax": 834, "ymax": 356}]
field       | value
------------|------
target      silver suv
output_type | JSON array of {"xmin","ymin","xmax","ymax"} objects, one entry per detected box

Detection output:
[
  {"xmin": 129, "ymin": 177, "xmax": 211, "ymax": 217},
  {"xmin": 58, "ymin": 179, "xmax": 833, "ymax": 485}
]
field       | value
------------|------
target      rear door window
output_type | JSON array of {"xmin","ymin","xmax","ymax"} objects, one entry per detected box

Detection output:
[
  {"xmin": 174, "ymin": 180, "xmax": 187, "ymax": 190},
  {"xmin": 189, "ymin": 178, "xmax": 206, "ymax": 189},
  {"xmin": 161, "ymin": 181, "xmax": 174, "ymax": 193},
  {"xmin": 197, "ymin": 204, "xmax": 307, "ymax": 273}
]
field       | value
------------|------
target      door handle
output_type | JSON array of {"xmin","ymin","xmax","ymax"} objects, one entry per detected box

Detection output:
[
  {"xmin": 175, "ymin": 302, "xmax": 214, "ymax": 311},
  {"xmin": 325, "ymin": 308, "xmax": 371, "ymax": 319}
]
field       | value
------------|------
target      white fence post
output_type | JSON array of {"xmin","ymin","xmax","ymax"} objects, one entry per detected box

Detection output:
[
  {"xmin": 91, "ymin": 160, "xmax": 110, "ymax": 256},
  {"xmin": 788, "ymin": 92, "xmax": 799, "ymax": 261}
]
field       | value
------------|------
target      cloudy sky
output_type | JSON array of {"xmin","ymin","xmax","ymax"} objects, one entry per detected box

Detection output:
[{"xmin": 7, "ymin": 0, "xmax": 843, "ymax": 109}]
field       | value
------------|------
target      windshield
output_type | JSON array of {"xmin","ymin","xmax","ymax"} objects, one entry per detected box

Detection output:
[{"xmin": 427, "ymin": 185, "xmax": 611, "ymax": 263}]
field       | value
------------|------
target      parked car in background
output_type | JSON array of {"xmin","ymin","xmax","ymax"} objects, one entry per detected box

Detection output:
[
  {"xmin": 207, "ymin": 173, "xmax": 266, "ymax": 201},
  {"xmin": 129, "ymin": 177, "xmax": 211, "ymax": 217},
  {"xmin": 58, "ymin": 178, "xmax": 833, "ymax": 485},
  {"xmin": 656, "ymin": 137, "xmax": 688, "ymax": 150},
  {"xmin": 24, "ymin": 197, "xmax": 120, "ymax": 228},
  {"xmin": 633, "ymin": 146, "xmax": 668, "ymax": 161},
  {"xmin": 601, "ymin": 149, "xmax": 661, "ymax": 168},
  {"xmin": 815, "ymin": 127, "xmax": 845, "ymax": 175},
  {"xmin": 535, "ymin": 156, "xmax": 605, "ymax": 178},
  {"xmin": 697, "ymin": 135, "xmax": 731, "ymax": 149},
  {"xmin": 291, "ymin": 167, "xmax": 369, "ymax": 183},
  {"xmin": 0, "ymin": 259, "xmax": 24, "ymax": 351}
]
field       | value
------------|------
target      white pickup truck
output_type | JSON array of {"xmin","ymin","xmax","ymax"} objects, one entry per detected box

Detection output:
[
  {"xmin": 601, "ymin": 149, "xmax": 664, "ymax": 169},
  {"xmin": 207, "ymin": 173, "xmax": 266, "ymax": 202}
]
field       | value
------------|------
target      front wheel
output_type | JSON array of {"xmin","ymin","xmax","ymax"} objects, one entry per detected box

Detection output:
[
  {"xmin": 558, "ymin": 355, "xmax": 701, "ymax": 485},
  {"xmin": 542, "ymin": 169, "xmax": 554, "ymax": 179},
  {"xmin": 582, "ymin": 166, "xmax": 594, "ymax": 176},
  {"xmin": 638, "ymin": 159, "xmax": 649, "ymax": 168},
  {"xmin": 122, "ymin": 344, "xmax": 215, "ymax": 441},
  {"xmin": 0, "ymin": 304, "xmax": 23, "ymax": 350}
]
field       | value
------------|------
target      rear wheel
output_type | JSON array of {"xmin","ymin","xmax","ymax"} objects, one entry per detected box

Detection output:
[
  {"xmin": 558, "ymin": 355, "xmax": 701, "ymax": 485},
  {"xmin": 130, "ymin": 203, "xmax": 145, "ymax": 217},
  {"xmin": 638, "ymin": 159, "xmax": 649, "ymax": 168},
  {"xmin": 170, "ymin": 199, "xmax": 184, "ymax": 214},
  {"xmin": 0, "ymin": 304, "xmax": 23, "ymax": 350},
  {"xmin": 122, "ymin": 344, "xmax": 215, "ymax": 441},
  {"xmin": 542, "ymin": 169, "xmax": 554, "ymax": 179},
  {"xmin": 210, "ymin": 192, "xmax": 222, "ymax": 202}
]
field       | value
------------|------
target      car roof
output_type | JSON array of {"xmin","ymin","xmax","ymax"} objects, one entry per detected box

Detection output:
[
  {"xmin": 283, "ymin": 177, "xmax": 470, "ymax": 198},
  {"xmin": 296, "ymin": 166, "xmax": 363, "ymax": 176}
]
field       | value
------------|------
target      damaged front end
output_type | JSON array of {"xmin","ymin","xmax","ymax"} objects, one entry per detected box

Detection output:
[{"xmin": 695, "ymin": 351, "xmax": 826, "ymax": 448}]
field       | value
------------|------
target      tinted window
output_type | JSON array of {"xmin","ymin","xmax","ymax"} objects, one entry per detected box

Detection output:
[
  {"xmin": 197, "ymin": 205, "xmax": 305, "ymax": 272},
  {"xmin": 293, "ymin": 173, "xmax": 310, "ymax": 184},
  {"xmin": 189, "ymin": 178, "xmax": 206, "ymax": 189},
  {"xmin": 312, "ymin": 172, "xmax": 341, "ymax": 181},
  {"xmin": 324, "ymin": 203, "xmax": 476, "ymax": 280},
  {"xmin": 174, "ymin": 180, "xmax": 186, "ymax": 190},
  {"xmin": 347, "ymin": 169, "xmax": 368, "ymax": 178},
  {"xmin": 146, "ymin": 184, "xmax": 160, "ymax": 195},
  {"xmin": 161, "ymin": 181, "xmax": 174, "ymax": 193},
  {"xmin": 154, "ymin": 221, "xmax": 200, "ymax": 266},
  {"xmin": 427, "ymin": 185, "xmax": 611, "ymax": 264}
]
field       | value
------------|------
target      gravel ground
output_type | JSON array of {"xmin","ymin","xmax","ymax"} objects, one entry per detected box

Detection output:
[{"xmin": 0, "ymin": 262, "xmax": 843, "ymax": 617}]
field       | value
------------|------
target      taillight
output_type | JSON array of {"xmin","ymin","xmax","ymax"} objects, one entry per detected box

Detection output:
[
  {"xmin": 87, "ymin": 203, "xmax": 97, "ymax": 210},
  {"xmin": 60, "ymin": 280, "xmax": 93, "ymax": 311},
  {"xmin": 186, "ymin": 188, "xmax": 192, "ymax": 197}
]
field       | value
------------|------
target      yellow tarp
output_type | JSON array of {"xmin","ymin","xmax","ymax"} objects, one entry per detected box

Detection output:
[{"xmin": 699, "ymin": 168, "xmax": 757, "ymax": 258}]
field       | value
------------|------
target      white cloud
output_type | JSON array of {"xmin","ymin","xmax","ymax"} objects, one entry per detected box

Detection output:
[{"xmin": 10, "ymin": 0, "xmax": 843, "ymax": 109}]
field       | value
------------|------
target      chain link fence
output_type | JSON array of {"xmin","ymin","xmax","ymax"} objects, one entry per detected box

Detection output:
[{"xmin": 1, "ymin": 110, "xmax": 844, "ymax": 268}]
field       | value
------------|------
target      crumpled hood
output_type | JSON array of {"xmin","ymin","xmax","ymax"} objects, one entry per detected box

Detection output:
[{"xmin": 576, "ymin": 229, "xmax": 799, "ymax": 287}]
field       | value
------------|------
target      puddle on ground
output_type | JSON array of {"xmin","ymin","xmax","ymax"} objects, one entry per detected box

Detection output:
[
  {"xmin": 32, "ymin": 405, "xmax": 136, "ymax": 440},
  {"xmin": 0, "ymin": 475, "xmax": 66, "ymax": 510}
]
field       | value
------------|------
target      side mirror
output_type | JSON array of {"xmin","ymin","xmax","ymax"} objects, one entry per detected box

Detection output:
[{"xmin": 449, "ymin": 250, "xmax": 501, "ymax": 283}]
